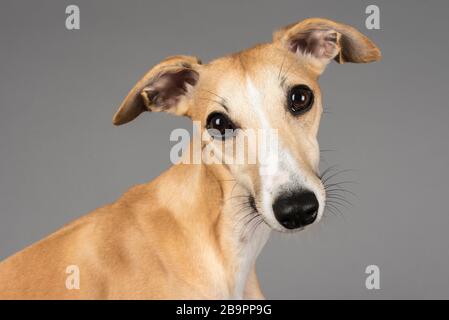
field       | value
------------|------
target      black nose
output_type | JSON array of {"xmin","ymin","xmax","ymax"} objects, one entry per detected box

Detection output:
[{"xmin": 272, "ymin": 191, "xmax": 319, "ymax": 229}]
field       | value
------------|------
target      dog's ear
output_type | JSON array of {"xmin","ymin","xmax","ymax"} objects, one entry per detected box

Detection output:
[
  {"xmin": 113, "ymin": 55, "xmax": 201, "ymax": 126},
  {"xmin": 273, "ymin": 18, "xmax": 381, "ymax": 74}
]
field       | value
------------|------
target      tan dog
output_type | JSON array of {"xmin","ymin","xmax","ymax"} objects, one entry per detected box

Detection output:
[{"xmin": 0, "ymin": 18, "xmax": 380, "ymax": 299}]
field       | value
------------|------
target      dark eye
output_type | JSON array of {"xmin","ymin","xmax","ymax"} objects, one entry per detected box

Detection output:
[
  {"xmin": 206, "ymin": 112, "xmax": 237, "ymax": 139},
  {"xmin": 288, "ymin": 85, "xmax": 314, "ymax": 116}
]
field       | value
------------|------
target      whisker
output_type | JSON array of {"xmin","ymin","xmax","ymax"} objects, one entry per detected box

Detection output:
[
  {"xmin": 321, "ymin": 169, "xmax": 356, "ymax": 184},
  {"xmin": 242, "ymin": 215, "xmax": 263, "ymax": 241},
  {"xmin": 326, "ymin": 199, "xmax": 351, "ymax": 210},
  {"xmin": 325, "ymin": 205, "xmax": 342, "ymax": 217},
  {"xmin": 280, "ymin": 59, "xmax": 294, "ymax": 83},
  {"xmin": 319, "ymin": 165, "xmax": 341, "ymax": 180},
  {"xmin": 326, "ymin": 203, "xmax": 345, "ymax": 215},
  {"xmin": 326, "ymin": 188, "xmax": 358, "ymax": 198},
  {"xmin": 199, "ymin": 89, "xmax": 228, "ymax": 104},
  {"xmin": 198, "ymin": 97, "xmax": 227, "ymax": 109},
  {"xmin": 278, "ymin": 52, "xmax": 288, "ymax": 80},
  {"xmin": 248, "ymin": 217, "xmax": 264, "ymax": 239},
  {"xmin": 324, "ymin": 181, "xmax": 358, "ymax": 188},
  {"xmin": 326, "ymin": 195, "xmax": 353, "ymax": 207}
]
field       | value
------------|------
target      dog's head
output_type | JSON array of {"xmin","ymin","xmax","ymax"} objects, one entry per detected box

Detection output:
[{"xmin": 113, "ymin": 18, "xmax": 381, "ymax": 232}]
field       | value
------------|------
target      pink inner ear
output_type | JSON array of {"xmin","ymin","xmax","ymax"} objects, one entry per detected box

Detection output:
[
  {"xmin": 144, "ymin": 69, "xmax": 199, "ymax": 110},
  {"xmin": 289, "ymin": 30, "xmax": 339, "ymax": 61}
]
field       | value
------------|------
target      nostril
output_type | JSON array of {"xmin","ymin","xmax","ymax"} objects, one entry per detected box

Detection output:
[
  {"xmin": 272, "ymin": 191, "xmax": 319, "ymax": 229},
  {"xmin": 301, "ymin": 193, "xmax": 319, "ymax": 216}
]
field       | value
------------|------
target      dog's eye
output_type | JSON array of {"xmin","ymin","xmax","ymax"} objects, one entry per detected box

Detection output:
[
  {"xmin": 206, "ymin": 112, "xmax": 237, "ymax": 139},
  {"xmin": 288, "ymin": 85, "xmax": 314, "ymax": 116}
]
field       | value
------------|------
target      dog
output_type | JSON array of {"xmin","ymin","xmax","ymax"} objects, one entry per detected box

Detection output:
[{"xmin": 0, "ymin": 18, "xmax": 380, "ymax": 299}]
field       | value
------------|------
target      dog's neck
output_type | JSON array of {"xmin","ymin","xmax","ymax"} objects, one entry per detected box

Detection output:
[
  {"xmin": 206, "ymin": 163, "xmax": 271, "ymax": 298},
  {"xmin": 151, "ymin": 162, "xmax": 270, "ymax": 298}
]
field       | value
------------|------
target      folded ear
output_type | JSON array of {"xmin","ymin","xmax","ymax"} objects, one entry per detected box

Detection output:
[
  {"xmin": 273, "ymin": 18, "xmax": 381, "ymax": 74},
  {"xmin": 113, "ymin": 55, "xmax": 201, "ymax": 126}
]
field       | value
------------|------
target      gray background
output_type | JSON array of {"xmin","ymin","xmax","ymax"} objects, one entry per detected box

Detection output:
[{"xmin": 0, "ymin": 0, "xmax": 448, "ymax": 299}]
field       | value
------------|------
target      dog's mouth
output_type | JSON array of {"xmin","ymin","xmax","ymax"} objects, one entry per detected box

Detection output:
[
  {"xmin": 244, "ymin": 194, "xmax": 285, "ymax": 233},
  {"xmin": 237, "ymin": 194, "xmax": 269, "ymax": 241},
  {"xmin": 248, "ymin": 194, "xmax": 258, "ymax": 213}
]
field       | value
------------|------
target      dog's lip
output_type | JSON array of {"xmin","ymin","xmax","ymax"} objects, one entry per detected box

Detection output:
[
  {"xmin": 248, "ymin": 194, "xmax": 258, "ymax": 212},
  {"xmin": 249, "ymin": 195, "xmax": 300, "ymax": 233},
  {"xmin": 282, "ymin": 226, "xmax": 305, "ymax": 233},
  {"xmin": 248, "ymin": 194, "xmax": 274, "ymax": 229},
  {"xmin": 263, "ymin": 216, "xmax": 306, "ymax": 233},
  {"xmin": 273, "ymin": 223, "xmax": 305, "ymax": 233}
]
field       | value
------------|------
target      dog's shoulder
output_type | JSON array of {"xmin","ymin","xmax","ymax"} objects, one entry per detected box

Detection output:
[{"xmin": 0, "ymin": 177, "xmax": 185, "ymax": 298}]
